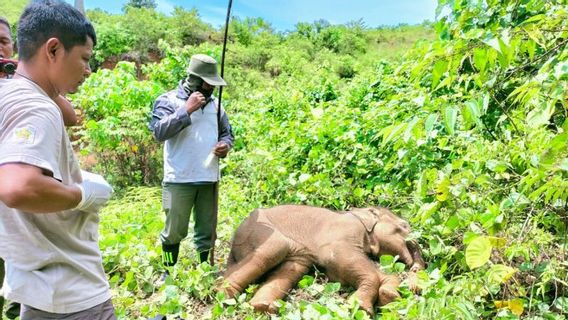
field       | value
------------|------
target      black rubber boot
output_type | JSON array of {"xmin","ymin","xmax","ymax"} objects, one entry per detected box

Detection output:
[
  {"xmin": 162, "ymin": 243, "xmax": 180, "ymax": 267},
  {"xmin": 198, "ymin": 250, "xmax": 209, "ymax": 264},
  {"xmin": 5, "ymin": 301, "xmax": 20, "ymax": 320}
]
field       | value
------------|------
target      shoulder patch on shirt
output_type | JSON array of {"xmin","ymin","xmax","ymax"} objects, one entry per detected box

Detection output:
[{"xmin": 9, "ymin": 125, "xmax": 37, "ymax": 145}]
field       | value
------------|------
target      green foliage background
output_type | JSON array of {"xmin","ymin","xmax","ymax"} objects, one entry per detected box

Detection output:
[
  {"xmin": 9, "ymin": 0, "xmax": 568, "ymax": 319},
  {"xmin": 0, "ymin": 0, "xmax": 27, "ymax": 25}
]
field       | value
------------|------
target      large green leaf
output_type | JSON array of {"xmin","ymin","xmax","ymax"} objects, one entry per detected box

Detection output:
[
  {"xmin": 432, "ymin": 59, "xmax": 449, "ymax": 89},
  {"xmin": 435, "ymin": 176, "xmax": 451, "ymax": 201},
  {"xmin": 487, "ymin": 264, "xmax": 516, "ymax": 284},
  {"xmin": 483, "ymin": 34, "xmax": 501, "ymax": 53},
  {"xmin": 465, "ymin": 236, "xmax": 493, "ymax": 269},
  {"xmin": 473, "ymin": 48, "xmax": 487, "ymax": 73},
  {"xmin": 424, "ymin": 114, "xmax": 439, "ymax": 138},
  {"xmin": 443, "ymin": 106, "xmax": 458, "ymax": 135},
  {"xmin": 462, "ymin": 100, "xmax": 482, "ymax": 129},
  {"xmin": 526, "ymin": 101, "xmax": 555, "ymax": 128},
  {"xmin": 403, "ymin": 117, "xmax": 420, "ymax": 143},
  {"xmin": 381, "ymin": 123, "xmax": 406, "ymax": 146}
]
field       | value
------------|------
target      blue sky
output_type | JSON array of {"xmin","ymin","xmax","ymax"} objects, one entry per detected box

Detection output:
[{"xmin": 65, "ymin": 0, "xmax": 438, "ymax": 31}]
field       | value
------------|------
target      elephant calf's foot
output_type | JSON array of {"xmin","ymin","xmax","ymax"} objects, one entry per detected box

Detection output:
[
  {"xmin": 359, "ymin": 303, "xmax": 375, "ymax": 316},
  {"xmin": 353, "ymin": 295, "xmax": 376, "ymax": 315},
  {"xmin": 250, "ymin": 300, "xmax": 279, "ymax": 314},
  {"xmin": 217, "ymin": 280, "xmax": 243, "ymax": 299},
  {"xmin": 377, "ymin": 274, "xmax": 401, "ymax": 306},
  {"xmin": 378, "ymin": 286, "xmax": 400, "ymax": 306},
  {"xmin": 406, "ymin": 271, "xmax": 421, "ymax": 294}
]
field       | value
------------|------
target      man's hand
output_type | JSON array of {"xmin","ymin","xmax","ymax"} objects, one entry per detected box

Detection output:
[
  {"xmin": 185, "ymin": 91, "xmax": 206, "ymax": 114},
  {"xmin": 213, "ymin": 142, "xmax": 230, "ymax": 158},
  {"xmin": 75, "ymin": 170, "xmax": 113, "ymax": 214}
]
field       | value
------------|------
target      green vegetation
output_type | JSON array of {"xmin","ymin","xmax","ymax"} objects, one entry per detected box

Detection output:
[
  {"xmin": 12, "ymin": 0, "xmax": 568, "ymax": 319},
  {"xmin": 87, "ymin": 7, "xmax": 216, "ymax": 65},
  {"xmin": 0, "ymin": 0, "xmax": 27, "ymax": 27},
  {"xmin": 124, "ymin": 0, "xmax": 157, "ymax": 10}
]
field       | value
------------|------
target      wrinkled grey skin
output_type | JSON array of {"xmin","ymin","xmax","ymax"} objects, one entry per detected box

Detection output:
[{"xmin": 222, "ymin": 205, "xmax": 425, "ymax": 314}]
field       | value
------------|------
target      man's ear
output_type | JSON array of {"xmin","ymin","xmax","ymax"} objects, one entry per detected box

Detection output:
[{"xmin": 45, "ymin": 38, "xmax": 63, "ymax": 62}]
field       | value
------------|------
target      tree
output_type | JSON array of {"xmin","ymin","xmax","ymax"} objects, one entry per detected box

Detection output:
[{"xmin": 123, "ymin": 0, "xmax": 157, "ymax": 10}]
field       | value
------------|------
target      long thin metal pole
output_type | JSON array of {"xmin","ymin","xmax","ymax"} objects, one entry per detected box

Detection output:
[
  {"xmin": 210, "ymin": 0, "xmax": 233, "ymax": 266},
  {"xmin": 218, "ymin": 0, "xmax": 233, "ymax": 112}
]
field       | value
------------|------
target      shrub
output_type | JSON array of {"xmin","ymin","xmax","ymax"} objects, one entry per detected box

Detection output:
[{"xmin": 73, "ymin": 62, "xmax": 164, "ymax": 189}]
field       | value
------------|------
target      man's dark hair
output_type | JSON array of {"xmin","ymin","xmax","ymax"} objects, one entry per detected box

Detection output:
[
  {"xmin": 17, "ymin": 0, "xmax": 97, "ymax": 61},
  {"xmin": 0, "ymin": 17, "xmax": 10, "ymax": 31}
]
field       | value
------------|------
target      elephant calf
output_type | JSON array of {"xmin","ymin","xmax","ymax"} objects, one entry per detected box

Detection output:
[{"xmin": 222, "ymin": 205, "xmax": 425, "ymax": 314}]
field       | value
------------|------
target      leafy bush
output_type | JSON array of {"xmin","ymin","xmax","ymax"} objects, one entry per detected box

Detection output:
[
  {"xmin": 91, "ymin": 18, "xmax": 135, "ymax": 63},
  {"xmin": 87, "ymin": 7, "xmax": 216, "ymax": 64},
  {"xmin": 73, "ymin": 62, "xmax": 164, "ymax": 189}
]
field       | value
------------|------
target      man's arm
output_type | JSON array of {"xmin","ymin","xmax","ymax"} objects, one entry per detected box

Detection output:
[
  {"xmin": 148, "ymin": 92, "xmax": 207, "ymax": 142},
  {"xmin": 53, "ymin": 95, "xmax": 78, "ymax": 126},
  {"xmin": 218, "ymin": 107, "xmax": 234, "ymax": 148},
  {"xmin": 0, "ymin": 163, "xmax": 81, "ymax": 213},
  {"xmin": 148, "ymin": 95, "xmax": 191, "ymax": 142}
]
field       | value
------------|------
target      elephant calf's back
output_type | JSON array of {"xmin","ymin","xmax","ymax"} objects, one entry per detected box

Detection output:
[
  {"xmin": 229, "ymin": 206, "xmax": 335, "ymax": 262},
  {"xmin": 261, "ymin": 205, "xmax": 335, "ymax": 237}
]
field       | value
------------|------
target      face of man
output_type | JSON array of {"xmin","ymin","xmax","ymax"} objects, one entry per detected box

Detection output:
[
  {"xmin": 198, "ymin": 81, "xmax": 215, "ymax": 99},
  {"xmin": 49, "ymin": 37, "xmax": 93, "ymax": 95},
  {"xmin": 0, "ymin": 23, "xmax": 14, "ymax": 79},
  {"xmin": 0, "ymin": 23, "xmax": 13, "ymax": 59}
]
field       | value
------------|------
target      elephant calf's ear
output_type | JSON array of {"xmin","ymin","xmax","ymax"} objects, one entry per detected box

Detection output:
[{"xmin": 350, "ymin": 208, "xmax": 379, "ymax": 233}]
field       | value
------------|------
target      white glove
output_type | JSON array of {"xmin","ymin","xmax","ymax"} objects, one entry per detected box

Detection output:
[{"xmin": 75, "ymin": 170, "xmax": 114, "ymax": 213}]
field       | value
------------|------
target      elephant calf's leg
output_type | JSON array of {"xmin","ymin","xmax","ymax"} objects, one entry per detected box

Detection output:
[
  {"xmin": 223, "ymin": 240, "xmax": 290, "ymax": 298},
  {"xmin": 250, "ymin": 261, "xmax": 310, "ymax": 313},
  {"xmin": 328, "ymin": 253, "xmax": 381, "ymax": 315},
  {"xmin": 377, "ymin": 273, "xmax": 401, "ymax": 306}
]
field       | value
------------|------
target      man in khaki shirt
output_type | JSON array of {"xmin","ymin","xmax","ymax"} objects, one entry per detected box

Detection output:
[
  {"xmin": 0, "ymin": 15, "xmax": 86, "ymax": 319},
  {"xmin": 0, "ymin": 1, "xmax": 114, "ymax": 319}
]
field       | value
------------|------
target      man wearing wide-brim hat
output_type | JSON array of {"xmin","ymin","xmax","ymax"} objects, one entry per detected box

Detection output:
[{"xmin": 148, "ymin": 54, "xmax": 234, "ymax": 274}]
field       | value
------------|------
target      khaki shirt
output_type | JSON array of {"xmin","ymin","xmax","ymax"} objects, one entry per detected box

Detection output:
[{"xmin": 0, "ymin": 78, "xmax": 111, "ymax": 313}]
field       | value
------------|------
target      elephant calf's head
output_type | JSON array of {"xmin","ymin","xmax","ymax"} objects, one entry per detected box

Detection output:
[
  {"xmin": 372, "ymin": 207, "xmax": 411, "ymax": 237},
  {"xmin": 351, "ymin": 207, "xmax": 414, "ymax": 265}
]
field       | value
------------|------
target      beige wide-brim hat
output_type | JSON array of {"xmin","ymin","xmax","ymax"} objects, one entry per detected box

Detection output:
[{"xmin": 186, "ymin": 54, "xmax": 227, "ymax": 86}]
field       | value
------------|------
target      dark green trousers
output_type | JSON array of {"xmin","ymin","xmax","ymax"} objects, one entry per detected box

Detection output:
[{"xmin": 159, "ymin": 182, "xmax": 217, "ymax": 264}]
